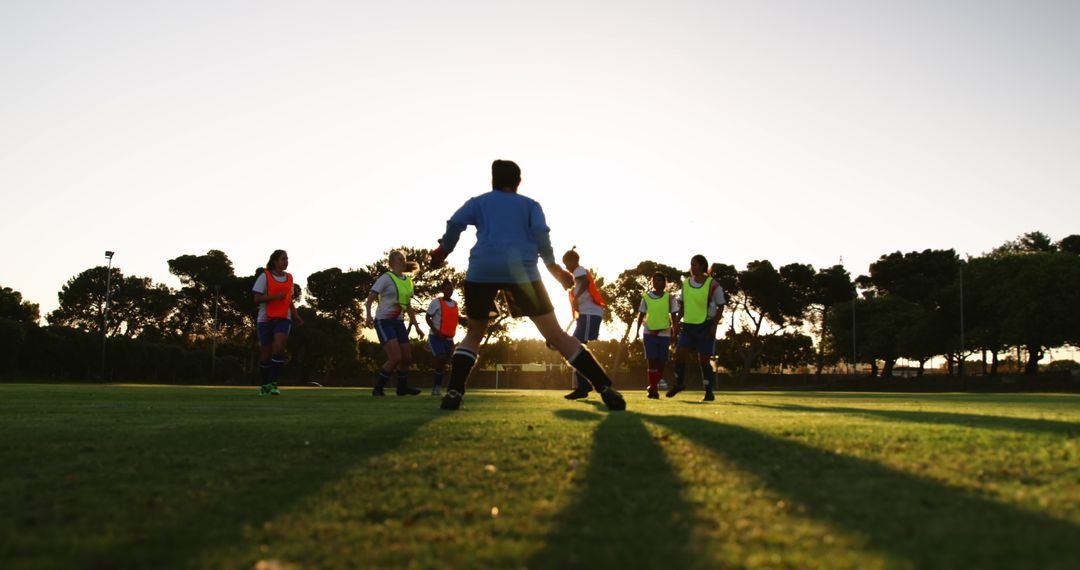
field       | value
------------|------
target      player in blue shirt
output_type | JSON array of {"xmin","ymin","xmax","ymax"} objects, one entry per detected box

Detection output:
[{"xmin": 429, "ymin": 159, "xmax": 626, "ymax": 411}]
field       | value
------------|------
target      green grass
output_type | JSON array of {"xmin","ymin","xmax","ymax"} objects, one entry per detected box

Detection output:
[{"xmin": 1, "ymin": 384, "xmax": 1079, "ymax": 570}]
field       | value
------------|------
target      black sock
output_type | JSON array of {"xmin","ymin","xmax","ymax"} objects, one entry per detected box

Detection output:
[
  {"xmin": 568, "ymin": 346, "xmax": 612, "ymax": 391},
  {"xmin": 375, "ymin": 369, "xmax": 391, "ymax": 390},
  {"xmin": 675, "ymin": 362, "xmax": 687, "ymax": 386},
  {"xmin": 702, "ymin": 363, "xmax": 715, "ymax": 393},
  {"xmin": 448, "ymin": 348, "xmax": 477, "ymax": 394},
  {"xmin": 270, "ymin": 356, "xmax": 285, "ymax": 383},
  {"xmin": 396, "ymin": 371, "xmax": 408, "ymax": 388},
  {"xmin": 573, "ymin": 371, "xmax": 591, "ymax": 392},
  {"xmin": 259, "ymin": 363, "xmax": 270, "ymax": 385}
]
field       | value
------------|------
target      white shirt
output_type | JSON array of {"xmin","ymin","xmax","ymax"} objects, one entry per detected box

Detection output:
[
  {"xmin": 370, "ymin": 273, "xmax": 406, "ymax": 320},
  {"xmin": 426, "ymin": 297, "xmax": 458, "ymax": 334},
  {"xmin": 572, "ymin": 266, "xmax": 605, "ymax": 317},
  {"xmin": 678, "ymin": 276, "xmax": 726, "ymax": 319},
  {"xmin": 638, "ymin": 291, "xmax": 680, "ymax": 336},
  {"xmin": 252, "ymin": 271, "xmax": 291, "ymax": 323}
]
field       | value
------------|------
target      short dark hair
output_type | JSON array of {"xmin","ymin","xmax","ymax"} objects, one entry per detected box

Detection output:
[
  {"xmin": 652, "ymin": 271, "xmax": 667, "ymax": 282},
  {"xmin": 492, "ymin": 159, "xmax": 521, "ymax": 189},
  {"xmin": 691, "ymin": 254, "xmax": 708, "ymax": 267},
  {"xmin": 562, "ymin": 246, "xmax": 579, "ymax": 265}
]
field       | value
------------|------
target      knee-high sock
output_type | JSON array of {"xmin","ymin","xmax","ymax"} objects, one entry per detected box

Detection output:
[
  {"xmin": 259, "ymin": 362, "xmax": 271, "ymax": 385},
  {"xmin": 674, "ymin": 362, "xmax": 687, "ymax": 386},
  {"xmin": 448, "ymin": 348, "xmax": 478, "ymax": 394},
  {"xmin": 647, "ymin": 367, "xmax": 661, "ymax": 390},
  {"xmin": 573, "ymin": 371, "xmax": 590, "ymax": 392},
  {"xmin": 568, "ymin": 346, "xmax": 612, "ymax": 391},
  {"xmin": 270, "ymin": 356, "xmax": 285, "ymax": 383},
  {"xmin": 396, "ymin": 370, "xmax": 408, "ymax": 388},
  {"xmin": 701, "ymin": 363, "xmax": 716, "ymax": 393},
  {"xmin": 375, "ymin": 368, "xmax": 391, "ymax": 390}
]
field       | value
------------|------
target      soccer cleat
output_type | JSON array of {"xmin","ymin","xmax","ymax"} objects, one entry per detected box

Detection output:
[
  {"xmin": 397, "ymin": 385, "xmax": 421, "ymax": 396},
  {"xmin": 647, "ymin": 388, "xmax": 660, "ymax": 400},
  {"xmin": 440, "ymin": 389, "xmax": 463, "ymax": 410},
  {"xmin": 258, "ymin": 384, "xmax": 271, "ymax": 396},
  {"xmin": 665, "ymin": 383, "xmax": 686, "ymax": 398},
  {"xmin": 270, "ymin": 383, "xmax": 281, "ymax": 396},
  {"xmin": 373, "ymin": 387, "xmax": 386, "ymax": 397},
  {"xmin": 600, "ymin": 387, "xmax": 626, "ymax": 411},
  {"xmin": 563, "ymin": 388, "xmax": 592, "ymax": 400},
  {"xmin": 431, "ymin": 385, "xmax": 442, "ymax": 396},
  {"xmin": 702, "ymin": 392, "xmax": 715, "ymax": 402}
]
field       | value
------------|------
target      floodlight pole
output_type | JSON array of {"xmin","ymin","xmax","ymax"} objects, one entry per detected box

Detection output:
[
  {"xmin": 211, "ymin": 284, "xmax": 220, "ymax": 382},
  {"xmin": 958, "ymin": 257, "xmax": 965, "ymax": 378},
  {"xmin": 101, "ymin": 251, "xmax": 115, "ymax": 380}
]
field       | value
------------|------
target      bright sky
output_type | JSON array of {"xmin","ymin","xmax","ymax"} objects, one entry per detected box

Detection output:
[{"xmin": 3, "ymin": 1, "xmax": 1078, "ymax": 334}]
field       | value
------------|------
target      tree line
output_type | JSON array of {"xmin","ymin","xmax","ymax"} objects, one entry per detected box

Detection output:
[{"xmin": 1, "ymin": 232, "xmax": 1078, "ymax": 384}]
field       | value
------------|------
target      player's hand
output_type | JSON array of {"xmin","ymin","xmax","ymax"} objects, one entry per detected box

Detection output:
[
  {"xmin": 548, "ymin": 264, "xmax": 574, "ymax": 289},
  {"xmin": 365, "ymin": 316, "xmax": 374, "ymax": 328},
  {"xmin": 429, "ymin": 246, "xmax": 447, "ymax": 269}
]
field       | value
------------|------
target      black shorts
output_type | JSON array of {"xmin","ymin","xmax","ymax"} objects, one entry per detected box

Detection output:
[{"xmin": 463, "ymin": 280, "xmax": 554, "ymax": 319}]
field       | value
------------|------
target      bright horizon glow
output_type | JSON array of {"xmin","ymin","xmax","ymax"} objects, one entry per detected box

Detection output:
[{"xmin": 2, "ymin": 1, "xmax": 1078, "ymax": 344}]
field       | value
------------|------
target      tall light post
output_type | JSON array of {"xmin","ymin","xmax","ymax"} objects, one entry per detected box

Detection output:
[
  {"xmin": 101, "ymin": 250, "xmax": 115, "ymax": 380},
  {"xmin": 958, "ymin": 255, "xmax": 966, "ymax": 378},
  {"xmin": 211, "ymin": 284, "xmax": 220, "ymax": 382}
]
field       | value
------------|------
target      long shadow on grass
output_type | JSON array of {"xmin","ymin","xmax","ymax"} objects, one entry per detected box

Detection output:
[
  {"xmin": 6, "ymin": 395, "xmax": 439, "ymax": 569},
  {"xmin": 640, "ymin": 413, "xmax": 1080, "ymax": 569},
  {"xmin": 748, "ymin": 403, "xmax": 1080, "ymax": 437},
  {"xmin": 528, "ymin": 409, "xmax": 697, "ymax": 569},
  {"xmin": 789, "ymin": 392, "xmax": 1080, "ymax": 406}
]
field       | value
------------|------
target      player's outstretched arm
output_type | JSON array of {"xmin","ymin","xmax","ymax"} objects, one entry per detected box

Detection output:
[{"xmin": 547, "ymin": 263, "xmax": 574, "ymax": 290}]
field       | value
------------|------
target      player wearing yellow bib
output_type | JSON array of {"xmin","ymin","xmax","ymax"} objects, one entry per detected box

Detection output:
[
  {"xmin": 670, "ymin": 254, "xmax": 726, "ymax": 401},
  {"xmin": 634, "ymin": 272, "xmax": 680, "ymax": 399},
  {"xmin": 365, "ymin": 250, "xmax": 425, "ymax": 396}
]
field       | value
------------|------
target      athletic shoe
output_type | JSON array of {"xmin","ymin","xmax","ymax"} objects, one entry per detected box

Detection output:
[
  {"xmin": 270, "ymin": 383, "xmax": 280, "ymax": 396},
  {"xmin": 702, "ymin": 392, "xmax": 715, "ymax": 402},
  {"xmin": 440, "ymin": 389, "xmax": 463, "ymax": 410},
  {"xmin": 397, "ymin": 386, "xmax": 421, "ymax": 396},
  {"xmin": 658, "ymin": 379, "xmax": 669, "ymax": 390},
  {"xmin": 647, "ymin": 388, "xmax": 660, "ymax": 399},
  {"xmin": 600, "ymin": 386, "xmax": 626, "ymax": 411},
  {"xmin": 563, "ymin": 388, "xmax": 591, "ymax": 400},
  {"xmin": 373, "ymin": 388, "xmax": 386, "ymax": 397},
  {"xmin": 258, "ymin": 384, "xmax": 271, "ymax": 396},
  {"xmin": 431, "ymin": 385, "xmax": 442, "ymax": 396},
  {"xmin": 665, "ymin": 383, "xmax": 686, "ymax": 398}
]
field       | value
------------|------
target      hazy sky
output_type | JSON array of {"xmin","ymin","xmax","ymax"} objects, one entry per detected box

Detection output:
[{"xmin": 3, "ymin": 0, "xmax": 1078, "ymax": 326}]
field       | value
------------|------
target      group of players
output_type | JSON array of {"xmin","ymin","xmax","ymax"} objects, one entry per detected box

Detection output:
[{"xmin": 252, "ymin": 160, "xmax": 725, "ymax": 411}]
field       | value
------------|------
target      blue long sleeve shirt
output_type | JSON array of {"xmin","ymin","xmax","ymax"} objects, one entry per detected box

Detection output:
[{"xmin": 439, "ymin": 190, "xmax": 556, "ymax": 283}]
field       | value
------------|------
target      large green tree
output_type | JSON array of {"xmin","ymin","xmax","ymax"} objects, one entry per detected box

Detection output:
[{"xmin": 0, "ymin": 286, "xmax": 40, "ymax": 324}]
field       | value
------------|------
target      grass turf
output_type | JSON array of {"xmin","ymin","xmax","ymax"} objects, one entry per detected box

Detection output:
[{"xmin": 1, "ymin": 384, "xmax": 1078, "ymax": 569}]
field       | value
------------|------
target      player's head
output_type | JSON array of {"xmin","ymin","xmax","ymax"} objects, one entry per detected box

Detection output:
[
  {"xmin": 652, "ymin": 271, "xmax": 667, "ymax": 292},
  {"xmin": 389, "ymin": 250, "xmax": 419, "ymax": 274},
  {"xmin": 267, "ymin": 250, "xmax": 288, "ymax": 271},
  {"xmin": 492, "ymin": 159, "xmax": 521, "ymax": 191},
  {"xmin": 562, "ymin": 246, "xmax": 580, "ymax": 270},
  {"xmin": 690, "ymin": 254, "xmax": 708, "ymax": 276},
  {"xmin": 441, "ymin": 278, "xmax": 454, "ymax": 297}
]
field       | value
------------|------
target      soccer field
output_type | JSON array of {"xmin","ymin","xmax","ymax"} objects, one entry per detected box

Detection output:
[{"xmin": 2, "ymin": 385, "xmax": 1078, "ymax": 569}]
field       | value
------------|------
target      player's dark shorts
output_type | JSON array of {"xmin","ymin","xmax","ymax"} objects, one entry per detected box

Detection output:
[
  {"xmin": 642, "ymin": 333, "xmax": 671, "ymax": 361},
  {"xmin": 257, "ymin": 318, "xmax": 291, "ymax": 346},
  {"xmin": 463, "ymin": 280, "xmax": 554, "ymax": 319},
  {"xmin": 573, "ymin": 313, "xmax": 602, "ymax": 342},
  {"xmin": 677, "ymin": 322, "xmax": 716, "ymax": 356},
  {"xmin": 375, "ymin": 318, "xmax": 409, "ymax": 345},
  {"xmin": 428, "ymin": 334, "xmax": 454, "ymax": 356}
]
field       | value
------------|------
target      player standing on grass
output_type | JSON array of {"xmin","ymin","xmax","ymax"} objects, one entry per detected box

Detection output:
[
  {"xmin": 252, "ymin": 249, "xmax": 304, "ymax": 396},
  {"xmin": 428, "ymin": 159, "xmax": 626, "ymax": 411},
  {"xmin": 365, "ymin": 250, "xmax": 425, "ymax": 397},
  {"xmin": 634, "ymin": 272, "xmax": 680, "ymax": 399},
  {"xmin": 669, "ymin": 254, "xmax": 726, "ymax": 401},
  {"xmin": 425, "ymin": 278, "xmax": 460, "ymax": 396},
  {"xmin": 561, "ymin": 247, "xmax": 607, "ymax": 400}
]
